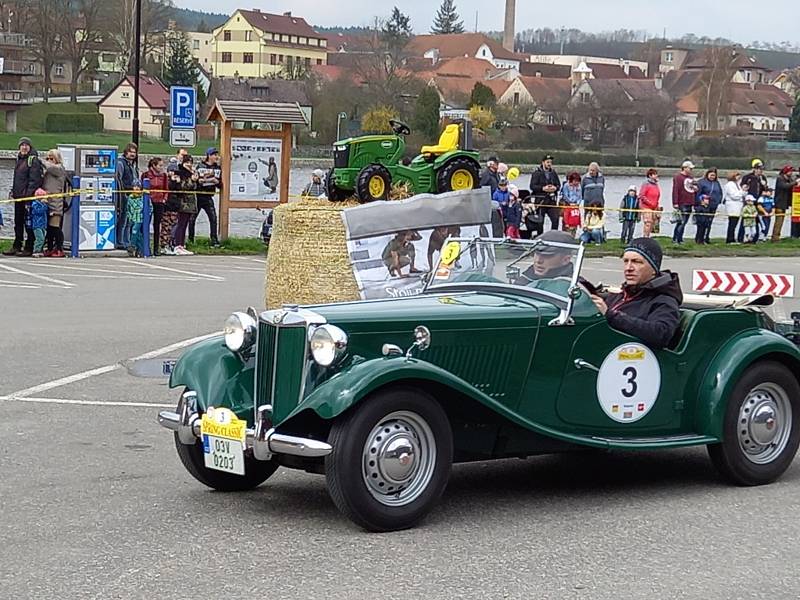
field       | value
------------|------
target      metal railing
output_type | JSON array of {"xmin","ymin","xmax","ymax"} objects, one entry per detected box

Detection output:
[
  {"xmin": 0, "ymin": 59, "xmax": 39, "ymax": 75},
  {"xmin": 0, "ymin": 89, "xmax": 33, "ymax": 103},
  {"xmin": 0, "ymin": 33, "xmax": 31, "ymax": 47}
]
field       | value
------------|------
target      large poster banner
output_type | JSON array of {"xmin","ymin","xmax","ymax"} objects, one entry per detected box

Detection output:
[
  {"xmin": 341, "ymin": 189, "xmax": 492, "ymax": 300},
  {"xmin": 229, "ymin": 137, "xmax": 282, "ymax": 201}
]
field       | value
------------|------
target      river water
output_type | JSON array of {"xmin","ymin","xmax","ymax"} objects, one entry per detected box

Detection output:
[{"xmin": 0, "ymin": 165, "xmax": 763, "ymax": 240}]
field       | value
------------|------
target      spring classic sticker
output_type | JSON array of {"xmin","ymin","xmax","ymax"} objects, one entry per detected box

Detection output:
[{"xmin": 596, "ymin": 343, "xmax": 661, "ymax": 423}]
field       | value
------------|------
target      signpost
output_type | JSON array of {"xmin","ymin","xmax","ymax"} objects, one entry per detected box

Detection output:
[
  {"xmin": 693, "ymin": 269, "xmax": 794, "ymax": 297},
  {"xmin": 169, "ymin": 85, "xmax": 196, "ymax": 148}
]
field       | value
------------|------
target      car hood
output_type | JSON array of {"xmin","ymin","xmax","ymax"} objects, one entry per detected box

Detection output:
[{"xmin": 308, "ymin": 291, "xmax": 553, "ymax": 333}]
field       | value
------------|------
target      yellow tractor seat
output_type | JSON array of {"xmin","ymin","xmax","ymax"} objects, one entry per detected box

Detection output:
[{"xmin": 420, "ymin": 124, "xmax": 460, "ymax": 156}]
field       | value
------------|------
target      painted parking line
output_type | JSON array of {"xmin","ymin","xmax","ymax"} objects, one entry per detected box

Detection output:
[
  {"xmin": 110, "ymin": 258, "xmax": 225, "ymax": 281},
  {"xmin": 32, "ymin": 262, "xmax": 202, "ymax": 281},
  {"xmin": 229, "ymin": 256, "xmax": 267, "ymax": 265},
  {"xmin": 0, "ymin": 262, "xmax": 75, "ymax": 288},
  {"xmin": 5, "ymin": 331, "xmax": 220, "ymax": 399},
  {"xmin": 0, "ymin": 396, "xmax": 173, "ymax": 408}
]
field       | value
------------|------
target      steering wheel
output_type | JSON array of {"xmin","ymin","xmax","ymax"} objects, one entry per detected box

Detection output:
[{"xmin": 389, "ymin": 119, "xmax": 411, "ymax": 136}]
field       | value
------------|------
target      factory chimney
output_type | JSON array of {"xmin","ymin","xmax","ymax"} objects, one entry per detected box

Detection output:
[{"xmin": 503, "ymin": 0, "xmax": 516, "ymax": 52}]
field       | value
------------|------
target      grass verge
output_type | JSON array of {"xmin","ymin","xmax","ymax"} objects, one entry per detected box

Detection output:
[
  {"xmin": 0, "ymin": 132, "xmax": 217, "ymax": 156},
  {"xmin": 185, "ymin": 237, "xmax": 267, "ymax": 255}
]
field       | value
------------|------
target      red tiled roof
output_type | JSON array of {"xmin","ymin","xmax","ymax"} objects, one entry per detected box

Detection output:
[
  {"xmin": 518, "ymin": 62, "xmax": 571, "ymax": 79},
  {"xmin": 406, "ymin": 33, "xmax": 518, "ymax": 62},
  {"xmin": 517, "ymin": 76, "xmax": 572, "ymax": 107},
  {"xmin": 237, "ymin": 9, "xmax": 324, "ymax": 40},
  {"xmin": 430, "ymin": 75, "xmax": 511, "ymax": 107},
  {"xmin": 98, "ymin": 75, "xmax": 169, "ymax": 109},
  {"xmin": 673, "ymin": 83, "xmax": 792, "ymax": 118}
]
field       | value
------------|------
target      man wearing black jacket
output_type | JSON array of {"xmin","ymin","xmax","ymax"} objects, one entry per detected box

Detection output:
[
  {"xmin": 773, "ymin": 165, "xmax": 796, "ymax": 240},
  {"xmin": 529, "ymin": 154, "xmax": 561, "ymax": 232},
  {"xmin": 3, "ymin": 137, "xmax": 43, "ymax": 257},
  {"xmin": 587, "ymin": 237, "xmax": 683, "ymax": 350},
  {"xmin": 190, "ymin": 147, "xmax": 221, "ymax": 247}
]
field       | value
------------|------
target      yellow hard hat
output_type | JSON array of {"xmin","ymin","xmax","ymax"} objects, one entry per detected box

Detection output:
[{"xmin": 752, "ymin": 158, "xmax": 764, "ymax": 168}]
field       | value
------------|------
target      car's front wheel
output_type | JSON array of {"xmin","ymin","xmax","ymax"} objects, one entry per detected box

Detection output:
[
  {"xmin": 325, "ymin": 387, "xmax": 453, "ymax": 531},
  {"xmin": 708, "ymin": 361, "xmax": 800, "ymax": 486}
]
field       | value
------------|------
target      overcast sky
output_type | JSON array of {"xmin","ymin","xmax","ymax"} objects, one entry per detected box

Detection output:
[{"xmin": 175, "ymin": 0, "xmax": 797, "ymax": 45}]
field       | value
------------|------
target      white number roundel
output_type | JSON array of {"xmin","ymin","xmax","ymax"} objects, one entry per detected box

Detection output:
[{"xmin": 596, "ymin": 343, "xmax": 661, "ymax": 423}]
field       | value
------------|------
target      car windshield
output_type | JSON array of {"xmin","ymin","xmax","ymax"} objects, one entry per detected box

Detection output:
[{"xmin": 424, "ymin": 237, "xmax": 584, "ymax": 303}]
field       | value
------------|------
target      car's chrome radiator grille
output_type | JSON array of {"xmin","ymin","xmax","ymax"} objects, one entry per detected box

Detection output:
[
  {"xmin": 427, "ymin": 344, "xmax": 515, "ymax": 399},
  {"xmin": 255, "ymin": 320, "xmax": 307, "ymax": 423}
]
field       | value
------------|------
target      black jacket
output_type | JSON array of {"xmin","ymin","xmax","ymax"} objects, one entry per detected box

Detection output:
[
  {"xmin": 529, "ymin": 166, "xmax": 561, "ymax": 206},
  {"xmin": 741, "ymin": 172, "xmax": 767, "ymax": 200},
  {"xmin": 603, "ymin": 271, "xmax": 683, "ymax": 349},
  {"xmin": 479, "ymin": 168, "xmax": 500, "ymax": 192},
  {"xmin": 12, "ymin": 150, "xmax": 43, "ymax": 199},
  {"xmin": 774, "ymin": 173, "xmax": 795, "ymax": 211}
]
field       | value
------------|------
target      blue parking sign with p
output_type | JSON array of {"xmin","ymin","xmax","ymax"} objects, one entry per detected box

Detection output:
[{"xmin": 170, "ymin": 86, "xmax": 196, "ymax": 129}]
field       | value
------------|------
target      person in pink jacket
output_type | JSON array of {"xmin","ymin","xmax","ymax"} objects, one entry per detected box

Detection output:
[{"xmin": 638, "ymin": 168, "xmax": 661, "ymax": 238}]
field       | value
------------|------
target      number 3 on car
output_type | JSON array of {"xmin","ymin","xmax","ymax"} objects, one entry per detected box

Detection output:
[{"xmin": 157, "ymin": 237, "xmax": 800, "ymax": 532}]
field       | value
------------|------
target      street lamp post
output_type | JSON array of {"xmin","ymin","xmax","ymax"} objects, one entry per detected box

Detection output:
[
  {"xmin": 132, "ymin": 0, "xmax": 142, "ymax": 146},
  {"xmin": 634, "ymin": 125, "xmax": 645, "ymax": 167},
  {"xmin": 336, "ymin": 112, "xmax": 347, "ymax": 141}
]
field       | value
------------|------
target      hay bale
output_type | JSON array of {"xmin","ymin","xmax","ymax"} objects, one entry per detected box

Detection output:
[{"xmin": 265, "ymin": 197, "xmax": 363, "ymax": 308}]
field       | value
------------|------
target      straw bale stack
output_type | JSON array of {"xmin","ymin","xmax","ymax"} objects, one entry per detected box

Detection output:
[{"xmin": 265, "ymin": 197, "xmax": 362, "ymax": 308}]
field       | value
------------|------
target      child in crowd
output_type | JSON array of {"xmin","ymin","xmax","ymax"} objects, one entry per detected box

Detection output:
[
  {"xmin": 580, "ymin": 202, "xmax": 605, "ymax": 244},
  {"xmin": 504, "ymin": 185, "xmax": 522, "ymax": 239},
  {"xmin": 492, "ymin": 177, "xmax": 510, "ymax": 234},
  {"xmin": 757, "ymin": 187, "xmax": 774, "ymax": 240},
  {"xmin": 559, "ymin": 171, "xmax": 582, "ymax": 237},
  {"xmin": 126, "ymin": 184, "xmax": 144, "ymax": 257},
  {"xmin": 619, "ymin": 184, "xmax": 640, "ymax": 244},
  {"xmin": 741, "ymin": 195, "xmax": 759, "ymax": 243},
  {"xmin": 694, "ymin": 194, "xmax": 714, "ymax": 245},
  {"xmin": 30, "ymin": 189, "xmax": 49, "ymax": 257}
]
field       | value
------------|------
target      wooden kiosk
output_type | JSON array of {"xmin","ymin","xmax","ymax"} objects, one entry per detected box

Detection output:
[{"xmin": 206, "ymin": 100, "xmax": 310, "ymax": 240}]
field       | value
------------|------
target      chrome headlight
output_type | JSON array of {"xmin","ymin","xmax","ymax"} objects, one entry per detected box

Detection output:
[
  {"xmin": 309, "ymin": 324, "xmax": 348, "ymax": 367},
  {"xmin": 223, "ymin": 312, "xmax": 257, "ymax": 353}
]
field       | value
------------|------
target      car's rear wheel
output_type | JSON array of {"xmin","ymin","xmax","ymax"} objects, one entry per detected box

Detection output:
[
  {"xmin": 325, "ymin": 387, "xmax": 453, "ymax": 531},
  {"xmin": 326, "ymin": 168, "xmax": 350, "ymax": 202},
  {"xmin": 356, "ymin": 164, "xmax": 391, "ymax": 202},
  {"xmin": 708, "ymin": 361, "xmax": 800, "ymax": 486},
  {"xmin": 436, "ymin": 157, "xmax": 480, "ymax": 193}
]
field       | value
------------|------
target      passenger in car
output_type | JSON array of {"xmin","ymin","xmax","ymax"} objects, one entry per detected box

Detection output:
[
  {"xmin": 587, "ymin": 237, "xmax": 683, "ymax": 349},
  {"xmin": 514, "ymin": 230, "xmax": 578, "ymax": 284}
]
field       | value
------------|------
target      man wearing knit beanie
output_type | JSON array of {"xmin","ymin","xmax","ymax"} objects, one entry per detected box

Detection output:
[
  {"xmin": 586, "ymin": 237, "xmax": 683, "ymax": 349},
  {"xmin": 2, "ymin": 137, "xmax": 42, "ymax": 256}
]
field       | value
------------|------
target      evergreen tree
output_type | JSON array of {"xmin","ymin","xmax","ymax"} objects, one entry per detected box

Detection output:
[
  {"xmin": 163, "ymin": 33, "xmax": 203, "ymax": 102},
  {"xmin": 789, "ymin": 95, "xmax": 800, "ymax": 142},
  {"xmin": 469, "ymin": 82, "xmax": 496, "ymax": 109},
  {"xmin": 382, "ymin": 7, "xmax": 412, "ymax": 48},
  {"xmin": 196, "ymin": 18, "xmax": 210, "ymax": 33},
  {"xmin": 413, "ymin": 85, "xmax": 441, "ymax": 140},
  {"xmin": 431, "ymin": 0, "xmax": 465, "ymax": 34}
]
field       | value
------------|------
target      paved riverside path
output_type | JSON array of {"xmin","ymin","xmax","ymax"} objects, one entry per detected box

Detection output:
[{"xmin": 1, "ymin": 255, "xmax": 799, "ymax": 599}]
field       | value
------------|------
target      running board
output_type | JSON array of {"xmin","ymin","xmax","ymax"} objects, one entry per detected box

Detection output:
[{"xmin": 590, "ymin": 433, "xmax": 718, "ymax": 450}]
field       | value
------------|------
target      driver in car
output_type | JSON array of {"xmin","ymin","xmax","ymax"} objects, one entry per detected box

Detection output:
[
  {"xmin": 588, "ymin": 237, "xmax": 683, "ymax": 349},
  {"xmin": 514, "ymin": 230, "xmax": 577, "ymax": 284}
]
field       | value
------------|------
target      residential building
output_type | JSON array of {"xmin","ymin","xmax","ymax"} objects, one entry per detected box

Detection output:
[
  {"xmin": 772, "ymin": 68, "xmax": 800, "ymax": 98},
  {"xmin": 529, "ymin": 54, "xmax": 649, "ymax": 78},
  {"xmin": 0, "ymin": 32, "xmax": 36, "ymax": 131},
  {"xmin": 211, "ymin": 9, "xmax": 328, "ymax": 78},
  {"xmin": 497, "ymin": 76, "xmax": 572, "ymax": 126},
  {"xmin": 97, "ymin": 75, "xmax": 169, "ymax": 138},
  {"xmin": 188, "ymin": 32, "xmax": 213, "ymax": 73},
  {"xmin": 406, "ymin": 33, "xmax": 522, "ymax": 70},
  {"xmin": 658, "ymin": 46, "xmax": 691, "ymax": 74}
]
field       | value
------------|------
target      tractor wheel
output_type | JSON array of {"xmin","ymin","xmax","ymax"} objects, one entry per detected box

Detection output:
[
  {"xmin": 436, "ymin": 157, "xmax": 480, "ymax": 194},
  {"xmin": 356, "ymin": 165, "xmax": 391, "ymax": 202},
  {"xmin": 326, "ymin": 168, "xmax": 350, "ymax": 202}
]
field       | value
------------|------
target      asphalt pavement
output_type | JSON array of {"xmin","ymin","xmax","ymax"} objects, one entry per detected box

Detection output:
[{"xmin": 1, "ymin": 254, "xmax": 800, "ymax": 599}]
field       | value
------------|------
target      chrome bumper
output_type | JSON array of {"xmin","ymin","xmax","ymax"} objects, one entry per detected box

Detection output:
[{"xmin": 158, "ymin": 391, "xmax": 332, "ymax": 460}]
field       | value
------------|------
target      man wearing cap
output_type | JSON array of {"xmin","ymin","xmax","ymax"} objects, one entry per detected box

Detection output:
[
  {"xmin": 741, "ymin": 159, "xmax": 768, "ymax": 240},
  {"xmin": 190, "ymin": 147, "xmax": 221, "ymax": 247},
  {"xmin": 773, "ymin": 165, "xmax": 795, "ymax": 241},
  {"xmin": 588, "ymin": 238, "xmax": 683, "ymax": 350},
  {"xmin": 302, "ymin": 169, "xmax": 326, "ymax": 198},
  {"xmin": 514, "ymin": 230, "xmax": 578, "ymax": 284},
  {"xmin": 671, "ymin": 160, "xmax": 697, "ymax": 244},
  {"xmin": 530, "ymin": 154, "xmax": 561, "ymax": 232},
  {"xmin": 3, "ymin": 137, "xmax": 43, "ymax": 256}
]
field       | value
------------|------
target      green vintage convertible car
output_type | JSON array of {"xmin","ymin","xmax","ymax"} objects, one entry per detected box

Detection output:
[{"xmin": 158, "ymin": 237, "xmax": 800, "ymax": 531}]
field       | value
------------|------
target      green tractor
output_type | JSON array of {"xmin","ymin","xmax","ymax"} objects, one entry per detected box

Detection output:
[{"xmin": 326, "ymin": 119, "xmax": 481, "ymax": 202}]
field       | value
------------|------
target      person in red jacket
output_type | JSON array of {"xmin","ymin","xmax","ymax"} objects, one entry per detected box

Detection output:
[
  {"xmin": 142, "ymin": 157, "xmax": 169, "ymax": 256},
  {"xmin": 638, "ymin": 168, "xmax": 661, "ymax": 238},
  {"xmin": 671, "ymin": 160, "xmax": 698, "ymax": 244}
]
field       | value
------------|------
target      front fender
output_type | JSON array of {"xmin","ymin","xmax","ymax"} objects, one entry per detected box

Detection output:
[
  {"xmin": 432, "ymin": 152, "xmax": 479, "ymax": 172},
  {"xmin": 168, "ymin": 336, "xmax": 255, "ymax": 421},
  {"xmin": 695, "ymin": 328, "xmax": 800, "ymax": 439},
  {"xmin": 284, "ymin": 356, "xmax": 610, "ymax": 448}
]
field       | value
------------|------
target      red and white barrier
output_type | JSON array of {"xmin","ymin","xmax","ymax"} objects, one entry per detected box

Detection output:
[{"xmin": 692, "ymin": 269, "xmax": 794, "ymax": 297}]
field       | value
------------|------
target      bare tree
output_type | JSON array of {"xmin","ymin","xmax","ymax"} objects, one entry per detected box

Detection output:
[
  {"xmin": 697, "ymin": 46, "xmax": 737, "ymax": 131},
  {"xmin": 61, "ymin": 0, "xmax": 104, "ymax": 101},
  {"xmin": 105, "ymin": 0, "xmax": 174, "ymax": 75},
  {"xmin": 21, "ymin": 0, "xmax": 62, "ymax": 101}
]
